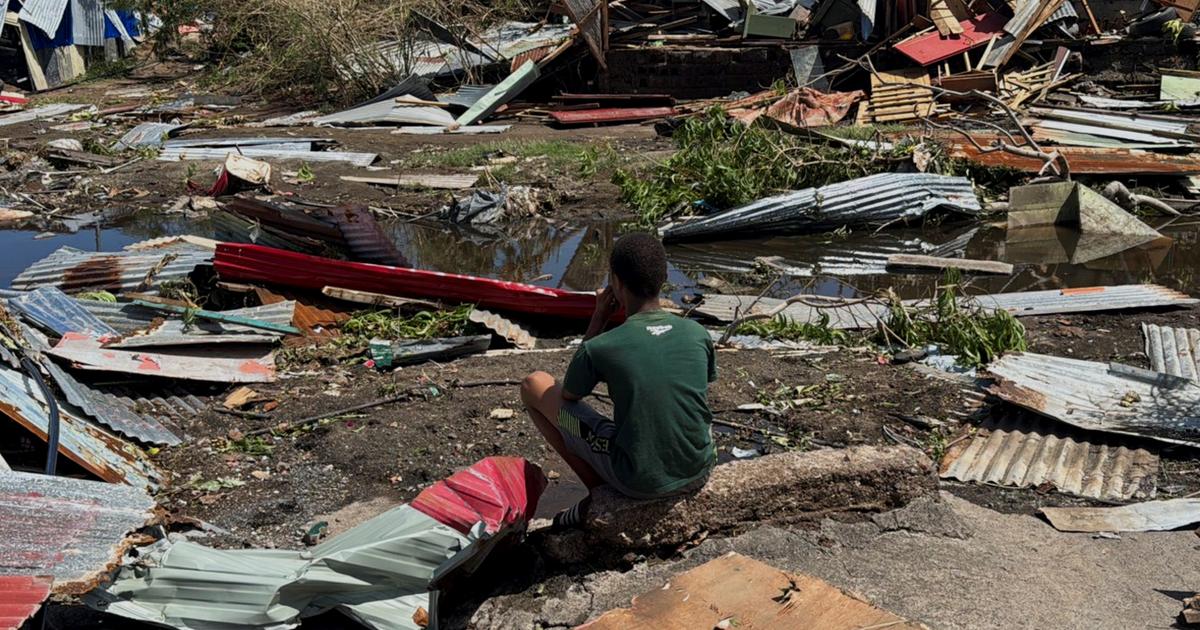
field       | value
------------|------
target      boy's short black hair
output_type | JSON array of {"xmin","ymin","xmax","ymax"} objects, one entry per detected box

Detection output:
[{"xmin": 610, "ymin": 232, "xmax": 667, "ymax": 298}]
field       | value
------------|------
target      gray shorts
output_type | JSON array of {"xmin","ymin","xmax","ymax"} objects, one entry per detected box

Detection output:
[{"xmin": 556, "ymin": 400, "xmax": 708, "ymax": 500}]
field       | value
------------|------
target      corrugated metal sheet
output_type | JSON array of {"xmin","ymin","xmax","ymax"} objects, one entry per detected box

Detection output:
[
  {"xmin": 695, "ymin": 284, "xmax": 1198, "ymax": 326},
  {"xmin": 89, "ymin": 506, "xmax": 468, "ymax": 630},
  {"xmin": 17, "ymin": 0, "xmax": 69, "ymax": 38},
  {"xmin": 328, "ymin": 205, "xmax": 409, "ymax": 267},
  {"xmin": 441, "ymin": 85, "xmax": 495, "ymax": 108},
  {"xmin": 662, "ymin": 173, "xmax": 980, "ymax": 243},
  {"xmin": 1029, "ymin": 120, "xmax": 1191, "ymax": 147},
  {"xmin": 940, "ymin": 408, "xmax": 1159, "ymax": 500},
  {"xmin": 549, "ymin": 107, "xmax": 676, "ymax": 126},
  {"xmin": 1029, "ymin": 106, "xmax": 1194, "ymax": 135},
  {"xmin": 8, "ymin": 286, "xmax": 118, "ymax": 337},
  {"xmin": 987, "ymin": 352, "xmax": 1200, "ymax": 449},
  {"xmin": 0, "ymin": 103, "xmax": 91, "ymax": 127},
  {"xmin": 944, "ymin": 138, "xmax": 1200, "ymax": 174},
  {"xmin": 0, "ymin": 471, "xmax": 154, "ymax": 594},
  {"xmin": 70, "ymin": 0, "xmax": 104, "ymax": 46},
  {"xmin": 42, "ymin": 358, "xmax": 181, "ymax": 446},
  {"xmin": 105, "ymin": 301, "xmax": 296, "ymax": 348},
  {"xmin": 469, "ymin": 309, "xmax": 535, "ymax": 349},
  {"xmin": 158, "ymin": 147, "xmax": 378, "ymax": 167},
  {"xmin": 392, "ymin": 124, "xmax": 510, "ymax": 135},
  {"xmin": 10, "ymin": 245, "xmax": 213, "ymax": 295},
  {"xmin": 112, "ymin": 122, "xmax": 184, "ymax": 150},
  {"xmin": 163, "ymin": 137, "xmax": 331, "ymax": 149},
  {"xmin": 313, "ymin": 98, "xmax": 456, "ymax": 127},
  {"xmin": 1049, "ymin": 0, "xmax": 1077, "ymax": 21},
  {"xmin": 564, "ymin": 0, "xmax": 604, "ymax": 65},
  {"xmin": 1040, "ymin": 498, "xmax": 1200, "ymax": 532},
  {"xmin": 456, "ymin": 61, "xmax": 540, "ymax": 126},
  {"xmin": 1143, "ymin": 323, "xmax": 1200, "ymax": 380},
  {"xmin": 254, "ymin": 287, "xmax": 350, "ymax": 332},
  {"xmin": 0, "ymin": 366, "xmax": 159, "ymax": 488},
  {"xmin": 0, "ymin": 575, "xmax": 52, "ymax": 630},
  {"xmin": 49, "ymin": 333, "xmax": 276, "ymax": 384}
]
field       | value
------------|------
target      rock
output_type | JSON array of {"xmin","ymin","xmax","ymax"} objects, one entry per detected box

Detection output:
[{"xmin": 549, "ymin": 445, "xmax": 935, "ymax": 560}]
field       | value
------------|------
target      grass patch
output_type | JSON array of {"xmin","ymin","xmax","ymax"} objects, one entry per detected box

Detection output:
[
  {"xmin": 880, "ymin": 270, "xmax": 1027, "ymax": 367},
  {"xmin": 406, "ymin": 140, "xmax": 592, "ymax": 171}
]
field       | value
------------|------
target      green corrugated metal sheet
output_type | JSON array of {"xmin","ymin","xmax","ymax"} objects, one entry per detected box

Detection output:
[{"xmin": 87, "ymin": 505, "xmax": 473, "ymax": 630}]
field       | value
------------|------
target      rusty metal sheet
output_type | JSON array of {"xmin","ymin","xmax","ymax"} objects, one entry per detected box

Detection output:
[
  {"xmin": 549, "ymin": 107, "xmax": 676, "ymax": 126},
  {"xmin": 327, "ymin": 205, "xmax": 409, "ymax": 267},
  {"xmin": 1143, "ymin": 323, "xmax": 1200, "ymax": 381},
  {"xmin": 0, "ymin": 575, "xmax": 52, "ymax": 629},
  {"xmin": 0, "ymin": 366, "xmax": 159, "ymax": 489},
  {"xmin": 468, "ymin": 309, "xmax": 535, "ymax": 349},
  {"xmin": 0, "ymin": 471, "xmax": 154, "ymax": 595},
  {"xmin": 48, "ymin": 333, "xmax": 276, "ymax": 383},
  {"xmin": 582, "ymin": 552, "xmax": 924, "ymax": 630},
  {"xmin": 10, "ymin": 245, "xmax": 212, "ymax": 294},
  {"xmin": 944, "ymin": 140, "xmax": 1200, "ymax": 174},
  {"xmin": 254, "ymin": 287, "xmax": 350, "ymax": 333},
  {"xmin": 940, "ymin": 408, "xmax": 1159, "ymax": 500},
  {"xmin": 987, "ymin": 352, "xmax": 1200, "ymax": 449}
]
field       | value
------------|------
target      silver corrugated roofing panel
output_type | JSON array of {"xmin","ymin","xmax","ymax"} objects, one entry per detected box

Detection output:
[
  {"xmin": 0, "ymin": 366, "xmax": 159, "ymax": 489},
  {"xmin": 1143, "ymin": 323, "xmax": 1200, "ymax": 381},
  {"xmin": 162, "ymin": 137, "xmax": 332, "ymax": 149},
  {"xmin": 158, "ymin": 147, "xmax": 378, "ymax": 166},
  {"xmin": 112, "ymin": 122, "xmax": 183, "ymax": 150},
  {"xmin": 8, "ymin": 286, "xmax": 118, "ymax": 337},
  {"xmin": 988, "ymin": 352, "xmax": 1200, "ymax": 449},
  {"xmin": 9, "ymin": 245, "xmax": 213, "ymax": 294},
  {"xmin": 940, "ymin": 408, "xmax": 1158, "ymax": 501},
  {"xmin": 106, "ymin": 301, "xmax": 296, "ymax": 348},
  {"xmin": 89, "ymin": 505, "xmax": 470, "ymax": 630},
  {"xmin": 695, "ymin": 284, "xmax": 1197, "ymax": 326},
  {"xmin": 313, "ymin": 98, "xmax": 456, "ymax": 127},
  {"xmin": 0, "ymin": 470, "xmax": 154, "ymax": 594},
  {"xmin": 661, "ymin": 173, "xmax": 981, "ymax": 242},
  {"xmin": 70, "ymin": 0, "xmax": 104, "ymax": 46},
  {"xmin": 1040, "ymin": 498, "xmax": 1200, "ymax": 532},
  {"xmin": 857, "ymin": 0, "xmax": 876, "ymax": 38},
  {"xmin": 1030, "ymin": 120, "xmax": 1191, "ymax": 146},
  {"xmin": 17, "ymin": 0, "xmax": 69, "ymax": 38},
  {"xmin": 0, "ymin": 103, "xmax": 92, "ymax": 127},
  {"xmin": 44, "ymin": 357, "xmax": 183, "ymax": 445},
  {"xmin": 72, "ymin": 300, "xmax": 172, "ymax": 335},
  {"xmin": 1049, "ymin": 0, "xmax": 1076, "ymax": 21},
  {"xmin": 441, "ymin": 85, "xmax": 496, "ymax": 108}
]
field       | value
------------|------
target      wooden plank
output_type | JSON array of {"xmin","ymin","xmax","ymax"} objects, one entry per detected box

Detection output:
[
  {"xmin": 14, "ymin": 17, "xmax": 48, "ymax": 91},
  {"xmin": 887, "ymin": 253, "xmax": 1014, "ymax": 274},
  {"xmin": 128, "ymin": 299, "xmax": 301, "ymax": 335},
  {"xmin": 582, "ymin": 553, "xmax": 925, "ymax": 630},
  {"xmin": 49, "ymin": 333, "xmax": 276, "ymax": 383},
  {"xmin": 340, "ymin": 173, "xmax": 479, "ymax": 190},
  {"xmin": 930, "ymin": 0, "xmax": 966, "ymax": 34},
  {"xmin": 321, "ymin": 286, "xmax": 443, "ymax": 311}
]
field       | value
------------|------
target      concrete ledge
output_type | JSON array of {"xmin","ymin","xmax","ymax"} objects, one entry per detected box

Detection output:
[{"xmin": 546, "ymin": 445, "xmax": 936, "ymax": 559}]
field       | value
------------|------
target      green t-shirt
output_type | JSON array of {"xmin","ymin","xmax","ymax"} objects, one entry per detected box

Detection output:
[{"xmin": 563, "ymin": 310, "xmax": 717, "ymax": 495}]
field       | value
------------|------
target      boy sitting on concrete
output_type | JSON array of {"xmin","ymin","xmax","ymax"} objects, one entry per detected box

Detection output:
[{"xmin": 520, "ymin": 233, "xmax": 716, "ymax": 529}]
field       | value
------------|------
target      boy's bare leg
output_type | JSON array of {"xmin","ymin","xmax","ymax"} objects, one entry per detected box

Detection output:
[{"xmin": 520, "ymin": 371, "xmax": 605, "ymax": 490}]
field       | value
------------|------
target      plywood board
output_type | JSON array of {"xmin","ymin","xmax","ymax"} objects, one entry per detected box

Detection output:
[{"xmin": 581, "ymin": 553, "xmax": 927, "ymax": 630}]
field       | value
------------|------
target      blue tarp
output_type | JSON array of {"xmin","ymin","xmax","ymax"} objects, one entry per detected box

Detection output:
[{"xmin": 9, "ymin": 0, "xmax": 139, "ymax": 48}]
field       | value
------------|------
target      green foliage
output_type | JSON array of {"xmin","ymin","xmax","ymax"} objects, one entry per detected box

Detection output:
[
  {"xmin": 84, "ymin": 58, "xmax": 137, "ymax": 81},
  {"xmin": 407, "ymin": 140, "xmax": 589, "ymax": 170},
  {"xmin": 296, "ymin": 163, "xmax": 315, "ymax": 183},
  {"xmin": 340, "ymin": 306, "xmax": 473, "ymax": 344},
  {"xmin": 613, "ymin": 109, "xmax": 952, "ymax": 229},
  {"xmin": 187, "ymin": 474, "xmax": 245, "ymax": 492},
  {"xmin": 219, "ymin": 435, "xmax": 275, "ymax": 456},
  {"xmin": 77, "ymin": 291, "xmax": 117, "ymax": 302},
  {"xmin": 735, "ymin": 312, "xmax": 850, "ymax": 345},
  {"xmin": 881, "ymin": 269, "xmax": 1027, "ymax": 367}
]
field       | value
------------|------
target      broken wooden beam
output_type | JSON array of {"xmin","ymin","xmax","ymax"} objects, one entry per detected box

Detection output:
[
  {"xmin": 339, "ymin": 173, "xmax": 479, "ymax": 190},
  {"xmin": 546, "ymin": 445, "xmax": 935, "ymax": 559},
  {"xmin": 886, "ymin": 253, "xmax": 1014, "ymax": 275},
  {"xmin": 321, "ymin": 286, "xmax": 442, "ymax": 311}
]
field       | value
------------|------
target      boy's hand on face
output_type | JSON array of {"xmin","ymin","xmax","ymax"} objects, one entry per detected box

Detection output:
[{"xmin": 593, "ymin": 286, "xmax": 619, "ymax": 322}]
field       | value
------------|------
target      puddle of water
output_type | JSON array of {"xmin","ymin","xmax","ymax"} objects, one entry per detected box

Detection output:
[{"xmin": 2, "ymin": 213, "xmax": 1197, "ymax": 305}]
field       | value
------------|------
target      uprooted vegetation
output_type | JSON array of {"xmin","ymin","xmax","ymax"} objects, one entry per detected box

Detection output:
[
  {"xmin": 117, "ymin": 0, "xmax": 529, "ymax": 104},
  {"xmin": 277, "ymin": 306, "xmax": 476, "ymax": 367},
  {"xmin": 614, "ymin": 109, "xmax": 1024, "ymax": 228}
]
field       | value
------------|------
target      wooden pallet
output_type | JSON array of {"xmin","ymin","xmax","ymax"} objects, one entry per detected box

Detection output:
[{"xmin": 865, "ymin": 68, "xmax": 937, "ymax": 122}]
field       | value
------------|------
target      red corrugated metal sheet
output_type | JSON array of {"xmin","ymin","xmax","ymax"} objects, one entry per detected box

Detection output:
[
  {"xmin": 895, "ymin": 13, "xmax": 1006, "ymax": 66},
  {"xmin": 216, "ymin": 244, "xmax": 600, "ymax": 319},
  {"xmin": 0, "ymin": 575, "xmax": 52, "ymax": 630},
  {"xmin": 412, "ymin": 457, "xmax": 546, "ymax": 535},
  {"xmin": 549, "ymin": 107, "xmax": 677, "ymax": 126},
  {"xmin": 945, "ymin": 140, "xmax": 1200, "ymax": 174}
]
